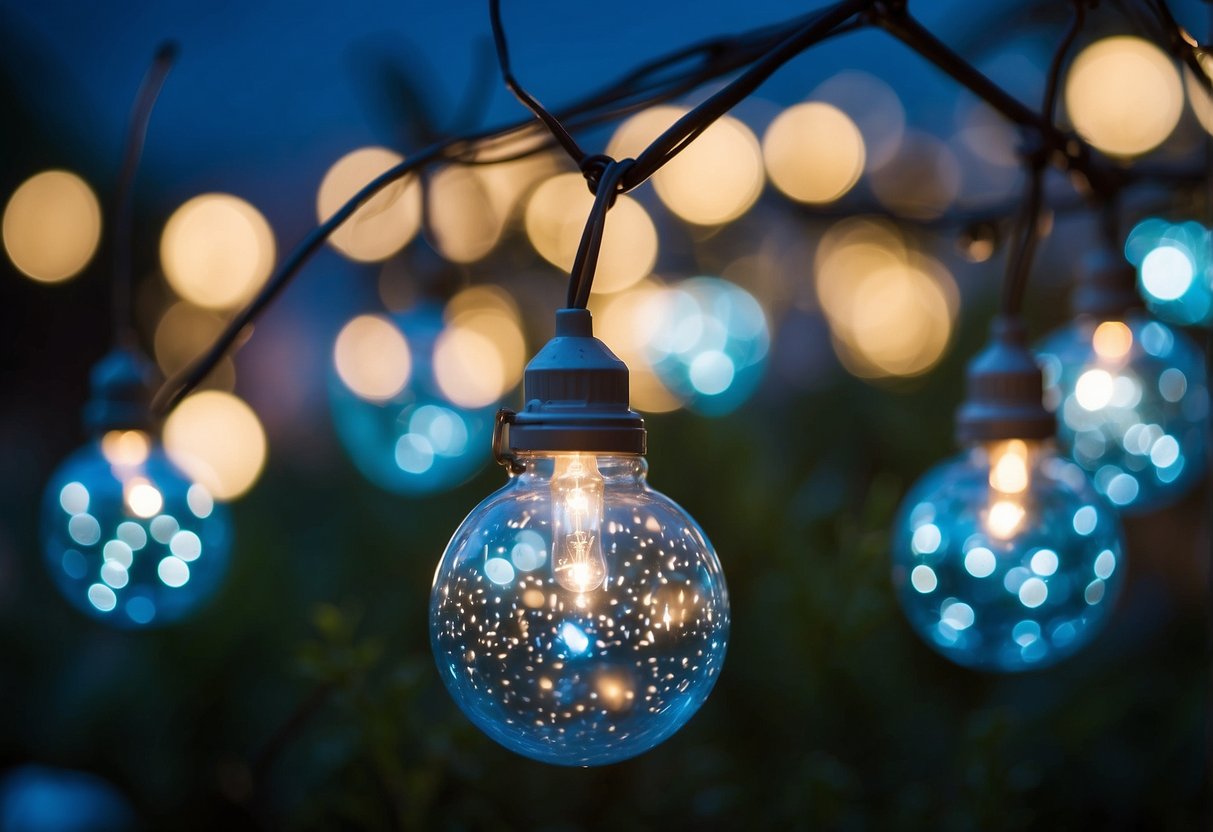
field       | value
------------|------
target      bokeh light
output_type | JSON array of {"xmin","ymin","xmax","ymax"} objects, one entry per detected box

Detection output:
[
  {"xmin": 594, "ymin": 280, "xmax": 683, "ymax": 414},
  {"xmin": 329, "ymin": 301, "xmax": 513, "ymax": 495},
  {"xmin": 164, "ymin": 391, "xmax": 267, "ymax": 501},
  {"xmin": 2, "ymin": 170, "xmax": 101, "ymax": 283},
  {"xmin": 868, "ymin": 131, "xmax": 960, "ymax": 220},
  {"xmin": 810, "ymin": 70, "xmax": 905, "ymax": 171},
  {"xmin": 1183, "ymin": 51, "xmax": 1213, "ymax": 135},
  {"xmin": 762, "ymin": 102, "xmax": 865, "ymax": 204},
  {"xmin": 608, "ymin": 105, "xmax": 763, "ymax": 226},
  {"xmin": 42, "ymin": 431, "xmax": 231, "ymax": 628},
  {"xmin": 1065, "ymin": 36, "xmax": 1183, "ymax": 158},
  {"xmin": 1125, "ymin": 217, "xmax": 1212, "ymax": 326},
  {"xmin": 153, "ymin": 302, "xmax": 236, "ymax": 391},
  {"xmin": 815, "ymin": 219, "xmax": 958, "ymax": 378},
  {"xmin": 642, "ymin": 277, "xmax": 770, "ymax": 415},
  {"xmin": 317, "ymin": 147, "xmax": 421, "ymax": 262},
  {"xmin": 426, "ymin": 165, "xmax": 506, "ymax": 264},
  {"xmin": 1038, "ymin": 313, "xmax": 1208, "ymax": 512},
  {"xmin": 524, "ymin": 172, "xmax": 657, "ymax": 294},
  {"xmin": 333, "ymin": 314, "xmax": 412, "ymax": 401},
  {"xmin": 160, "ymin": 194, "xmax": 276, "ymax": 310}
]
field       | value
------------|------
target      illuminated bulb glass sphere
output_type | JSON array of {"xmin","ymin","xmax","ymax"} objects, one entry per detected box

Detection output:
[
  {"xmin": 329, "ymin": 303, "xmax": 497, "ymax": 495},
  {"xmin": 1037, "ymin": 314, "xmax": 1208, "ymax": 512},
  {"xmin": 42, "ymin": 429, "xmax": 231, "ymax": 627},
  {"xmin": 892, "ymin": 439, "xmax": 1126, "ymax": 671},
  {"xmin": 431, "ymin": 452, "xmax": 729, "ymax": 765}
]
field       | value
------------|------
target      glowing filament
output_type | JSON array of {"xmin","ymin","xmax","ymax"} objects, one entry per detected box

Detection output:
[
  {"xmin": 986, "ymin": 440, "xmax": 1032, "ymax": 539},
  {"xmin": 551, "ymin": 454, "xmax": 607, "ymax": 593},
  {"xmin": 1092, "ymin": 320, "xmax": 1133, "ymax": 362},
  {"xmin": 988, "ymin": 439, "xmax": 1029, "ymax": 494}
]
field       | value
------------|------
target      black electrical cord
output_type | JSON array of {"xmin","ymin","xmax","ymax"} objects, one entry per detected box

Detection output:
[
  {"xmin": 154, "ymin": 0, "xmax": 1204, "ymax": 415},
  {"xmin": 112, "ymin": 41, "xmax": 177, "ymax": 347},
  {"xmin": 1001, "ymin": 0, "xmax": 1086, "ymax": 318}
]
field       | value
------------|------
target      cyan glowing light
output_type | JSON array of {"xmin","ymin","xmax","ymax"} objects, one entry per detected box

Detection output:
[
  {"xmin": 329, "ymin": 303, "xmax": 499, "ymax": 495},
  {"xmin": 431, "ymin": 454, "xmax": 728, "ymax": 766},
  {"xmin": 1038, "ymin": 313, "xmax": 1208, "ymax": 513},
  {"xmin": 1125, "ymin": 218, "xmax": 1213, "ymax": 326},
  {"xmin": 645, "ymin": 277, "xmax": 770, "ymax": 415},
  {"xmin": 41, "ymin": 434, "xmax": 231, "ymax": 628},
  {"xmin": 891, "ymin": 445, "xmax": 1125, "ymax": 671}
]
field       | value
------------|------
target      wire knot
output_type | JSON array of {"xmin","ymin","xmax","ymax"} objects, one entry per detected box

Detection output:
[{"xmin": 580, "ymin": 155, "xmax": 635, "ymax": 205}]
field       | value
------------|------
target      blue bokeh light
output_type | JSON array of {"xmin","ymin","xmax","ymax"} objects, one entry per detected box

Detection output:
[
  {"xmin": 1037, "ymin": 313, "xmax": 1208, "ymax": 513},
  {"xmin": 645, "ymin": 277, "xmax": 770, "ymax": 415},
  {"xmin": 41, "ymin": 432, "xmax": 231, "ymax": 628},
  {"xmin": 1125, "ymin": 218, "xmax": 1213, "ymax": 327},
  {"xmin": 0, "ymin": 765, "xmax": 136, "ymax": 832},
  {"xmin": 891, "ymin": 443, "xmax": 1125, "ymax": 672},
  {"xmin": 431, "ymin": 454, "xmax": 729, "ymax": 765},
  {"xmin": 328, "ymin": 303, "xmax": 498, "ymax": 495}
]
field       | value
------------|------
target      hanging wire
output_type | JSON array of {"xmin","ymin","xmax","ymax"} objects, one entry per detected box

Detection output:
[
  {"xmin": 488, "ymin": 0, "xmax": 591, "ymax": 166},
  {"xmin": 112, "ymin": 41, "xmax": 178, "ymax": 347},
  {"xmin": 566, "ymin": 157, "xmax": 635, "ymax": 308},
  {"xmin": 1000, "ymin": 0, "xmax": 1087, "ymax": 318},
  {"xmin": 153, "ymin": 0, "xmax": 1206, "ymax": 414}
]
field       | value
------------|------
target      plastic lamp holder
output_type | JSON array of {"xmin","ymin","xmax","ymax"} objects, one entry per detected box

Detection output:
[
  {"xmin": 955, "ymin": 316, "xmax": 1056, "ymax": 444},
  {"xmin": 494, "ymin": 309, "xmax": 646, "ymax": 469}
]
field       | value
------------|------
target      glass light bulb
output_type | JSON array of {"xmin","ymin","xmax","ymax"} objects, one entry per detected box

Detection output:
[
  {"xmin": 891, "ymin": 440, "xmax": 1126, "ymax": 671},
  {"xmin": 430, "ymin": 453, "xmax": 729, "ymax": 765},
  {"xmin": 1037, "ymin": 312, "xmax": 1208, "ymax": 512},
  {"xmin": 41, "ymin": 430, "xmax": 232, "ymax": 628}
]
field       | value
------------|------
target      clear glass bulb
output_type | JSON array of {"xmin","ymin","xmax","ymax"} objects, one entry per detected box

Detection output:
[
  {"xmin": 41, "ymin": 429, "xmax": 232, "ymax": 627},
  {"xmin": 891, "ymin": 440, "xmax": 1126, "ymax": 671},
  {"xmin": 1037, "ymin": 313, "xmax": 1208, "ymax": 512},
  {"xmin": 430, "ymin": 453, "xmax": 729, "ymax": 765}
]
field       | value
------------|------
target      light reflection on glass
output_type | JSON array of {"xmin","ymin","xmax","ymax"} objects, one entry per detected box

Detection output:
[
  {"xmin": 891, "ymin": 444, "xmax": 1125, "ymax": 671},
  {"xmin": 42, "ymin": 433, "xmax": 231, "ymax": 628},
  {"xmin": 1038, "ymin": 312, "xmax": 1208, "ymax": 512},
  {"xmin": 431, "ymin": 454, "xmax": 728, "ymax": 765}
]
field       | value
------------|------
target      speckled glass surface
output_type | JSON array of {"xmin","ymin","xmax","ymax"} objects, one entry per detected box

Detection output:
[
  {"xmin": 430, "ymin": 454, "xmax": 729, "ymax": 765},
  {"xmin": 41, "ymin": 431, "xmax": 231, "ymax": 628},
  {"xmin": 891, "ymin": 442, "xmax": 1126, "ymax": 672},
  {"xmin": 1037, "ymin": 313, "xmax": 1208, "ymax": 513}
]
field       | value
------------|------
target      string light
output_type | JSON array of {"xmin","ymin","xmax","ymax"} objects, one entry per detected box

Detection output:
[
  {"xmin": 1064, "ymin": 36, "xmax": 1184, "ymax": 158},
  {"xmin": 1036, "ymin": 250, "xmax": 1209, "ymax": 513},
  {"xmin": 160, "ymin": 193, "xmax": 276, "ymax": 310},
  {"xmin": 431, "ymin": 308, "xmax": 729, "ymax": 765},
  {"xmin": 2, "ymin": 170, "xmax": 102, "ymax": 283},
  {"xmin": 44, "ymin": 351, "xmax": 232, "ymax": 628}
]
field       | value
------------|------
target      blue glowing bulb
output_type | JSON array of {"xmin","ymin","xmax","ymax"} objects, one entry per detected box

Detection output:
[
  {"xmin": 645, "ymin": 277, "xmax": 770, "ymax": 415},
  {"xmin": 430, "ymin": 453, "xmax": 729, "ymax": 765},
  {"xmin": 1036, "ymin": 313, "xmax": 1208, "ymax": 513},
  {"xmin": 891, "ymin": 440, "xmax": 1126, "ymax": 671},
  {"xmin": 41, "ymin": 430, "xmax": 231, "ymax": 627},
  {"xmin": 1125, "ymin": 218, "xmax": 1213, "ymax": 327},
  {"xmin": 328, "ymin": 303, "xmax": 499, "ymax": 495}
]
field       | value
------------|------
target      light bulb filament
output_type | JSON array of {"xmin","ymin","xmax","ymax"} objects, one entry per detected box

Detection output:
[
  {"xmin": 552, "ymin": 454, "xmax": 608, "ymax": 593},
  {"xmin": 986, "ymin": 439, "xmax": 1033, "ymax": 539}
]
